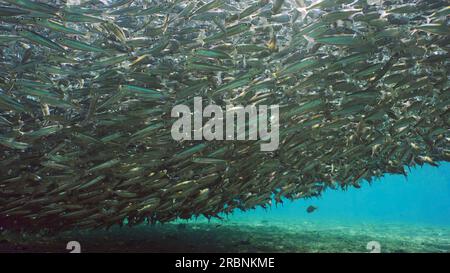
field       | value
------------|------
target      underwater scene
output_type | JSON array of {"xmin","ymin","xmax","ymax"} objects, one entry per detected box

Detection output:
[
  {"xmin": 1, "ymin": 163, "xmax": 449, "ymax": 253},
  {"xmin": 0, "ymin": 0, "xmax": 449, "ymax": 255}
]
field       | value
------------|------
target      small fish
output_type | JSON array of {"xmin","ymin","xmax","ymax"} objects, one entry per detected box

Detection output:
[
  {"xmin": 57, "ymin": 37, "xmax": 106, "ymax": 53},
  {"xmin": 191, "ymin": 0, "xmax": 224, "ymax": 17},
  {"xmin": 0, "ymin": 136, "xmax": 30, "ymax": 150},
  {"xmin": 0, "ymin": 6, "xmax": 30, "ymax": 16},
  {"xmin": 61, "ymin": 11, "xmax": 105, "ymax": 23},
  {"xmin": 278, "ymin": 56, "xmax": 319, "ymax": 76},
  {"xmin": 314, "ymin": 35, "xmax": 368, "ymax": 46},
  {"xmin": 194, "ymin": 48, "xmax": 231, "ymax": 59},
  {"xmin": 272, "ymin": 0, "xmax": 285, "ymax": 14},
  {"xmin": 121, "ymin": 85, "xmax": 166, "ymax": 99},
  {"xmin": 33, "ymin": 18, "xmax": 84, "ymax": 35},
  {"xmin": 188, "ymin": 62, "xmax": 230, "ymax": 72},
  {"xmin": 415, "ymin": 24, "xmax": 450, "ymax": 36},
  {"xmin": 3, "ymin": 0, "xmax": 58, "ymax": 14},
  {"xmin": 0, "ymin": 93, "xmax": 27, "ymax": 112},
  {"xmin": 17, "ymin": 29, "xmax": 65, "ymax": 52},
  {"xmin": 306, "ymin": 205, "xmax": 318, "ymax": 213}
]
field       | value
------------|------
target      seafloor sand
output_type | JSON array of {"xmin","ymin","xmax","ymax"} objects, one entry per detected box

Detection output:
[{"xmin": 1, "ymin": 219, "xmax": 449, "ymax": 253}]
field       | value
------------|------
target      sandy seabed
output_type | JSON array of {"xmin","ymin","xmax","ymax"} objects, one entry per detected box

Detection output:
[{"xmin": 1, "ymin": 219, "xmax": 449, "ymax": 253}]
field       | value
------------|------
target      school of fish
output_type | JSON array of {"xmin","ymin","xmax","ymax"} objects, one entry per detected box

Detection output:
[{"xmin": 0, "ymin": 0, "xmax": 449, "ymax": 231}]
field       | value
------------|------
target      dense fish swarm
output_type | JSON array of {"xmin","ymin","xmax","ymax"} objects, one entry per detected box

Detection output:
[{"xmin": 0, "ymin": 0, "xmax": 449, "ymax": 232}]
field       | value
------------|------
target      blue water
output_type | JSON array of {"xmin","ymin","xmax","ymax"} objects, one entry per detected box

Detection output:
[{"xmin": 228, "ymin": 162, "xmax": 450, "ymax": 227}]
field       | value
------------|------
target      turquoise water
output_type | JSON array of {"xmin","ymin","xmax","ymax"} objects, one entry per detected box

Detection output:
[{"xmin": 226, "ymin": 162, "xmax": 450, "ymax": 228}]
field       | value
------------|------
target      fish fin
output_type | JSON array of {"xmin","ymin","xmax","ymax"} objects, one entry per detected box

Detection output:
[
  {"xmin": 295, "ymin": 7, "xmax": 308, "ymax": 21},
  {"xmin": 303, "ymin": 35, "xmax": 316, "ymax": 50}
]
